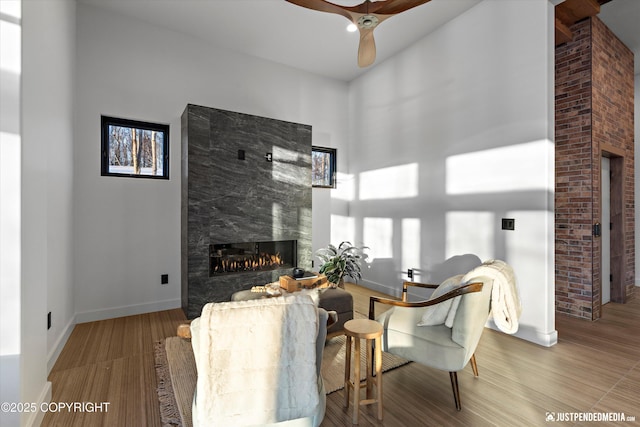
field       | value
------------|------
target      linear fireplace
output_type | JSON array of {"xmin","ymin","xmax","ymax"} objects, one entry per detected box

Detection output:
[{"xmin": 209, "ymin": 240, "xmax": 297, "ymax": 276}]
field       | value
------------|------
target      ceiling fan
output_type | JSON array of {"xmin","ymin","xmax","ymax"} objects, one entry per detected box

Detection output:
[{"xmin": 285, "ymin": 0, "xmax": 432, "ymax": 68}]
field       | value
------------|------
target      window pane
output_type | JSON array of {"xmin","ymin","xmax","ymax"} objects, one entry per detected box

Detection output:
[
  {"xmin": 101, "ymin": 116, "xmax": 169, "ymax": 179},
  {"xmin": 311, "ymin": 147, "xmax": 336, "ymax": 188}
]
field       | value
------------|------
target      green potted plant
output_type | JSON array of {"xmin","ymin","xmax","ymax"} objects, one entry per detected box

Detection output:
[{"xmin": 316, "ymin": 241, "xmax": 368, "ymax": 289}]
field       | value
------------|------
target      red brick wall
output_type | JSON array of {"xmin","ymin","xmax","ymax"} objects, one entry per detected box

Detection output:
[
  {"xmin": 591, "ymin": 17, "xmax": 635, "ymax": 307},
  {"xmin": 555, "ymin": 17, "xmax": 635, "ymax": 320}
]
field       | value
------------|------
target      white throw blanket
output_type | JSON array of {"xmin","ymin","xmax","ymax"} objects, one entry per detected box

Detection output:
[
  {"xmin": 194, "ymin": 295, "xmax": 320, "ymax": 426},
  {"xmin": 463, "ymin": 259, "xmax": 522, "ymax": 334}
]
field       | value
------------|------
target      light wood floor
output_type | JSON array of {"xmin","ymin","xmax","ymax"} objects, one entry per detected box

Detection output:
[{"xmin": 43, "ymin": 284, "xmax": 640, "ymax": 427}]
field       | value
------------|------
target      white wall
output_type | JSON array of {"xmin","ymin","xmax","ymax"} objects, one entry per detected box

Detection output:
[
  {"xmin": 635, "ymin": 73, "xmax": 639, "ymax": 287},
  {"xmin": 21, "ymin": 0, "xmax": 76, "ymax": 425},
  {"xmin": 0, "ymin": 0, "xmax": 21, "ymax": 361},
  {"xmin": 44, "ymin": 2, "xmax": 76, "ymax": 374},
  {"xmin": 74, "ymin": 4, "xmax": 349, "ymax": 321},
  {"xmin": 0, "ymin": 3, "xmax": 22, "ymax": 426},
  {"xmin": 346, "ymin": 0, "xmax": 557, "ymax": 346}
]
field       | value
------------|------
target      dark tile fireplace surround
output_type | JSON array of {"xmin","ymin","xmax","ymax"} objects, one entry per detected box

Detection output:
[{"xmin": 181, "ymin": 105, "xmax": 312, "ymax": 319}]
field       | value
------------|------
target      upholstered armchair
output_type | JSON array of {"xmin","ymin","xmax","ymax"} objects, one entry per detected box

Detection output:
[
  {"xmin": 369, "ymin": 277, "xmax": 493, "ymax": 410},
  {"xmin": 188, "ymin": 295, "xmax": 335, "ymax": 427}
]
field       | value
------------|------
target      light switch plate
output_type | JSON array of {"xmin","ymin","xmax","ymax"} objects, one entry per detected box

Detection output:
[{"xmin": 502, "ymin": 218, "xmax": 515, "ymax": 230}]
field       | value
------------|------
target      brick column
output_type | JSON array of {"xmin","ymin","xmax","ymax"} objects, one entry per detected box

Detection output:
[{"xmin": 555, "ymin": 17, "xmax": 634, "ymax": 320}]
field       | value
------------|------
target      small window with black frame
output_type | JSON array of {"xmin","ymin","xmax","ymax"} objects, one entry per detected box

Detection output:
[
  {"xmin": 101, "ymin": 115, "xmax": 169, "ymax": 179},
  {"xmin": 312, "ymin": 146, "xmax": 337, "ymax": 188}
]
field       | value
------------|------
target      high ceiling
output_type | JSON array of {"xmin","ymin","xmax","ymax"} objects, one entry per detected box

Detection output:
[
  {"xmin": 76, "ymin": 0, "xmax": 477, "ymax": 81},
  {"xmin": 79, "ymin": 0, "xmax": 639, "ymax": 82}
]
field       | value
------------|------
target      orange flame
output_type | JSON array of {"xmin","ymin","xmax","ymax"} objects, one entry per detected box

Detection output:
[{"xmin": 213, "ymin": 251, "xmax": 284, "ymax": 274}]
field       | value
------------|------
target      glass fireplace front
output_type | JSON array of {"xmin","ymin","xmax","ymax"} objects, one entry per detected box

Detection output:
[{"xmin": 209, "ymin": 240, "xmax": 297, "ymax": 276}]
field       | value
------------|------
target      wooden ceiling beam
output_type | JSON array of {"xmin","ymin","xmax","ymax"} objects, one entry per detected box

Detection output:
[
  {"xmin": 555, "ymin": 18, "xmax": 574, "ymax": 45},
  {"xmin": 554, "ymin": 0, "xmax": 603, "ymax": 46},
  {"xmin": 557, "ymin": 0, "xmax": 600, "ymax": 24}
]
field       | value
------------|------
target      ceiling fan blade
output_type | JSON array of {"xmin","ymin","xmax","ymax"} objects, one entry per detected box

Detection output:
[
  {"xmin": 357, "ymin": 28, "xmax": 376, "ymax": 68},
  {"xmin": 367, "ymin": 0, "xmax": 432, "ymax": 15},
  {"xmin": 284, "ymin": 0, "xmax": 352, "ymax": 21},
  {"xmin": 341, "ymin": 0, "xmax": 431, "ymax": 15}
]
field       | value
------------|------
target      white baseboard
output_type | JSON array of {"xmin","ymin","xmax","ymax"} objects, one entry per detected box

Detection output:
[
  {"xmin": 486, "ymin": 319, "xmax": 558, "ymax": 347},
  {"xmin": 360, "ymin": 281, "xmax": 558, "ymax": 347},
  {"xmin": 75, "ymin": 298, "xmax": 182, "ymax": 324},
  {"xmin": 360, "ymin": 279, "xmax": 403, "ymax": 299},
  {"xmin": 24, "ymin": 381, "xmax": 52, "ymax": 427},
  {"xmin": 48, "ymin": 299, "xmax": 182, "ymax": 372},
  {"xmin": 48, "ymin": 315, "xmax": 76, "ymax": 374}
]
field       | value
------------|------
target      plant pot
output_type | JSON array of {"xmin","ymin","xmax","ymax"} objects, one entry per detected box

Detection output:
[{"xmin": 330, "ymin": 278, "xmax": 345, "ymax": 289}]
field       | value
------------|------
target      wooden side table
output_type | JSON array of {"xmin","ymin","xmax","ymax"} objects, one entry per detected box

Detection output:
[{"xmin": 343, "ymin": 319, "xmax": 383, "ymax": 424}]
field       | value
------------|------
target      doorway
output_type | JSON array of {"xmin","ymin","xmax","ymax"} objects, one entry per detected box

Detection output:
[
  {"xmin": 601, "ymin": 149, "xmax": 626, "ymax": 306},
  {"xmin": 601, "ymin": 157, "xmax": 610, "ymax": 305}
]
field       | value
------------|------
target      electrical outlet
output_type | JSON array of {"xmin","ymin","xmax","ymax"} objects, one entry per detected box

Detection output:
[
  {"xmin": 47, "ymin": 312, "xmax": 52, "ymax": 330},
  {"xmin": 408, "ymin": 269, "xmax": 414, "ymax": 279},
  {"xmin": 502, "ymin": 218, "xmax": 515, "ymax": 230},
  {"xmin": 161, "ymin": 274, "xmax": 169, "ymax": 285}
]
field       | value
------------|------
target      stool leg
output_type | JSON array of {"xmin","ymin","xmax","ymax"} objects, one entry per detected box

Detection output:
[
  {"xmin": 353, "ymin": 337, "xmax": 361, "ymax": 424},
  {"xmin": 366, "ymin": 337, "xmax": 373, "ymax": 400},
  {"xmin": 344, "ymin": 335, "xmax": 352, "ymax": 408},
  {"xmin": 375, "ymin": 336, "xmax": 383, "ymax": 420}
]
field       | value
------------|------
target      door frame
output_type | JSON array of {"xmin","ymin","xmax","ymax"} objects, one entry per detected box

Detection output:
[{"xmin": 600, "ymin": 145, "xmax": 626, "ymax": 306}]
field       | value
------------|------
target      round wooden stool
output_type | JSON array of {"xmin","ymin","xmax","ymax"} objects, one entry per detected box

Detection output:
[{"xmin": 343, "ymin": 318, "xmax": 383, "ymax": 424}]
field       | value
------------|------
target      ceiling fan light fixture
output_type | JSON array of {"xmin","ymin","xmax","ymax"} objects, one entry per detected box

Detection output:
[
  {"xmin": 357, "ymin": 14, "xmax": 379, "ymax": 29},
  {"xmin": 346, "ymin": 23, "xmax": 358, "ymax": 32}
]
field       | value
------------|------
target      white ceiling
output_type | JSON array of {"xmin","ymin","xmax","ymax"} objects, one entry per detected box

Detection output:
[
  {"xmin": 79, "ymin": 0, "xmax": 639, "ymax": 81},
  {"xmin": 77, "ymin": 0, "xmax": 479, "ymax": 81}
]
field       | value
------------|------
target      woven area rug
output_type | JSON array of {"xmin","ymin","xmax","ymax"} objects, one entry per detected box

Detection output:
[{"xmin": 155, "ymin": 335, "xmax": 409, "ymax": 427}]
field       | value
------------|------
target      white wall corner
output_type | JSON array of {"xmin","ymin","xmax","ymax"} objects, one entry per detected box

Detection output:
[
  {"xmin": 75, "ymin": 298, "xmax": 181, "ymax": 324},
  {"xmin": 47, "ymin": 315, "xmax": 76, "ymax": 374}
]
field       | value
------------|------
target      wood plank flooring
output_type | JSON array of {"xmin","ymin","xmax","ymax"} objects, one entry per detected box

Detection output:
[
  {"xmin": 43, "ymin": 309, "xmax": 187, "ymax": 427},
  {"xmin": 43, "ymin": 285, "xmax": 640, "ymax": 427}
]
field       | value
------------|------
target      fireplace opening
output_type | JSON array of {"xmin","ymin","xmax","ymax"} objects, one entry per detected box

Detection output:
[{"xmin": 209, "ymin": 240, "xmax": 297, "ymax": 276}]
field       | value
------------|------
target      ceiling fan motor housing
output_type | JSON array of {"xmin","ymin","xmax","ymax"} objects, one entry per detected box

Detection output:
[{"xmin": 357, "ymin": 14, "xmax": 379, "ymax": 29}]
